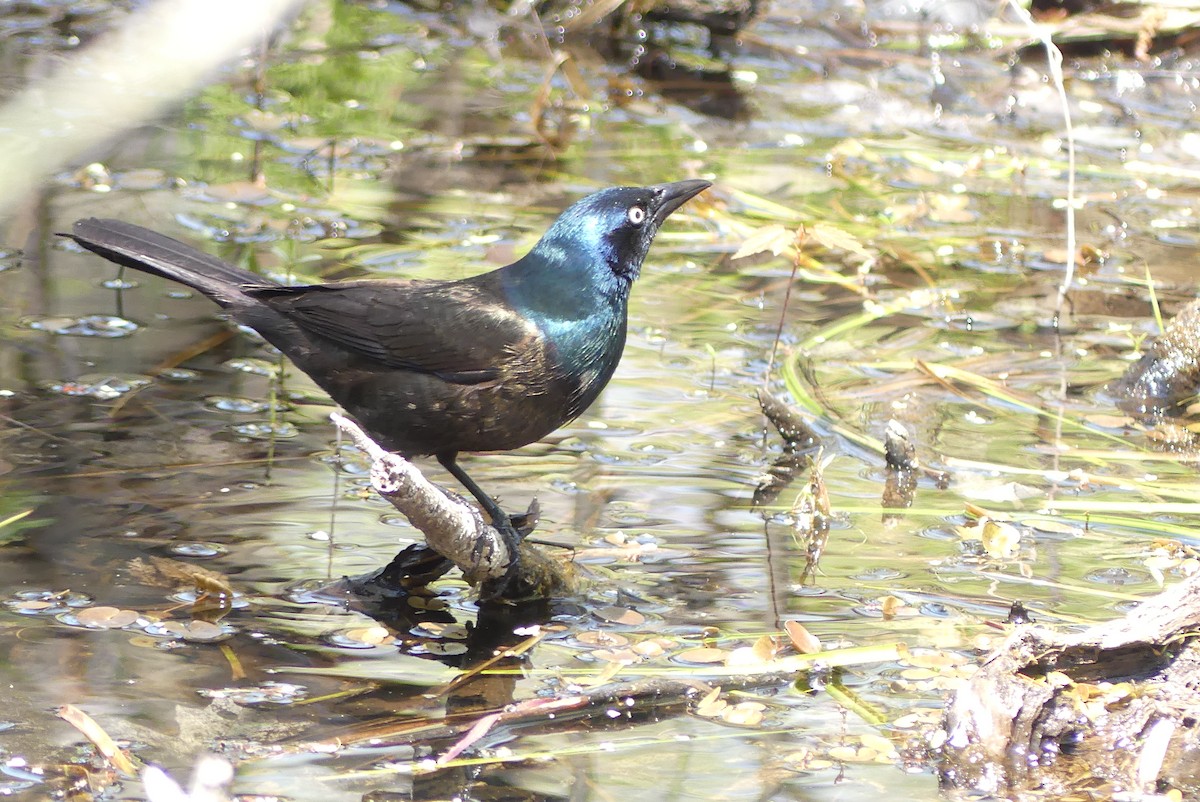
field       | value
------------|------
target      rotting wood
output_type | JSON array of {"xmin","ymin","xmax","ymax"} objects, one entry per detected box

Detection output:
[{"xmin": 937, "ymin": 572, "xmax": 1200, "ymax": 799}]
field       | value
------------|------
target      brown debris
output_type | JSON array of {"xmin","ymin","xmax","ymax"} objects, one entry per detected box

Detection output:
[
  {"xmin": 938, "ymin": 573, "xmax": 1200, "ymax": 799},
  {"xmin": 1114, "ymin": 297, "xmax": 1200, "ymax": 416},
  {"xmin": 127, "ymin": 556, "xmax": 235, "ymax": 598}
]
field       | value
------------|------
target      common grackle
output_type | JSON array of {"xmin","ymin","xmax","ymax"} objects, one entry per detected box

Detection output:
[{"xmin": 67, "ymin": 179, "xmax": 710, "ymax": 591}]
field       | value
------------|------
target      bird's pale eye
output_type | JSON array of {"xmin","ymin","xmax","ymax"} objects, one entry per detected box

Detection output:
[{"xmin": 627, "ymin": 205, "xmax": 646, "ymax": 225}]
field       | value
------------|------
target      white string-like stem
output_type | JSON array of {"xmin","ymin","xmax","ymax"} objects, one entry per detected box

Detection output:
[{"xmin": 1005, "ymin": 0, "xmax": 1078, "ymax": 323}]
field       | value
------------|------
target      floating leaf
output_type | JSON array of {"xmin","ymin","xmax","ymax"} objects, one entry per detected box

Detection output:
[
  {"xmin": 721, "ymin": 702, "xmax": 766, "ymax": 727},
  {"xmin": 955, "ymin": 477, "xmax": 1044, "ymax": 503},
  {"xmin": 76, "ymin": 606, "xmax": 140, "ymax": 629},
  {"xmin": 732, "ymin": 224, "xmax": 793, "ymax": 260},
  {"xmin": 1084, "ymin": 414, "xmax": 1135, "ymax": 429},
  {"xmin": 694, "ymin": 687, "xmax": 725, "ymax": 717},
  {"xmin": 343, "ymin": 626, "xmax": 393, "ymax": 646},
  {"xmin": 981, "ymin": 519, "xmax": 1022, "ymax": 559},
  {"xmin": 752, "ymin": 634, "xmax": 781, "ymax": 662},
  {"xmin": 590, "ymin": 648, "xmax": 640, "ymax": 664},
  {"xmin": 11, "ymin": 600, "xmax": 54, "ymax": 612},
  {"xmin": 784, "ymin": 620, "xmax": 822, "ymax": 654},
  {"xmin": 900, "ymin": 667, "xmax": 937, "ymax": 681},
  {"xmin": 594, "ymin": 606, "xmax": 645, "ymax": 626},
  {"xmin": 182, "ymin": 620, "xmax": 228, "ymax": 642},
  {"xmin": 414, "ymin": 621, "xmax": 469, "ymax": 640},
  {"xmin": 1026, "ymin": 519, "xmax": 1080, "ymax": 536},
  {"xmin": 725, "ymin": 646, "xmax": 773, "ymax": 669},
  {"xmin": 809, "ymin": 223, "xmax": 870, "ymax": 258},
  {"xmin": 903, "ymin": 649, "xmax": 969, "ymax": 670},
  {"xmin": 57, "ymin": 704, "xmax": 138, "ymax": 776},
  {"xmin": 675, "ymin": 647, "xmax": 727, "ymax": 665},
  {"xmin": 577, "ymin": 630, "xmax": 629, "ymax": 648},
  {"xmin": 632, "ymin": 638, "xmax": 669, "ymax": 657},
  {"xmin": 281, "ymin": 656, "xmax": 458, "ymax": 686}
]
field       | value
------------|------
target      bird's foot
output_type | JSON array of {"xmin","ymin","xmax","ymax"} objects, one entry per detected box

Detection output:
[
  {"xmin": 475, "ymin": 500, "xmax": 538, "ymax": 602},
  {"xmin": 477, "ymin": 515, "xmax": 523, "ymax": 602},
  {"xmin": 508, "ymin": 498, "xmax": 540, "ymax": 539}
]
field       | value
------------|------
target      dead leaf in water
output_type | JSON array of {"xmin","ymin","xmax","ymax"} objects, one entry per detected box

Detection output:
[
  {"xmin": 57, "ymin": 704, "xmax": 138, "ymax": 776},
  {"xmin": 784, "ymin": 620, "xmax": 822, "ymax": 654},
  {"xmin": 127, "ymin": 556, "xmax": 235, "ymax": 597},
  {"xmin": 721, "ymin": 702, "xmax": 766, "ymax": 727},
  {"xmin": 675, "ymin": 647, "xmax": 727, "ymax": 665},
  {"xmin": 752, "ymin": 634, "xmax": 781, "ymax": 662},
  {"xmin": 182, "ymin": 620, "xmax": 226, "ymax": 642},
  {"xmin": 577, "ymin": 630, "xmax": 630, "ymax": 648},
  {"xmin": 76, "ymin": 606, "xmax": 140, "ymax": 629},
  {"xmin": 594, "ymin": 606, "xmax": 645, "ymax": 626},
  {"xmin": 344, "ymin": 626, "xmax": 393, "ymax": 646}
]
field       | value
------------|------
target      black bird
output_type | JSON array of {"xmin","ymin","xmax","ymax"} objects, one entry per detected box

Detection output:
[{"xmin": 67, "ymin": 179, "xmax": 710, "ymax": 586}]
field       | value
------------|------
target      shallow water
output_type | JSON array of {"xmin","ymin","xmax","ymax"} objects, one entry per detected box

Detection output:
[{"xmin": 1, "ymin": 1, "xmax": 1199, "ymax": 800}]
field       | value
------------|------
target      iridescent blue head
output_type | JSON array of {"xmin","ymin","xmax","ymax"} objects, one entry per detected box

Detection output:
[{"xmin": 527, "ymin": 179, "xmax": 710, "ymax": 293}]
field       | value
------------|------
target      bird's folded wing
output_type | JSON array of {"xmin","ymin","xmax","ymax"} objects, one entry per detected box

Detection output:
[{"xmin": 250, "ymin": 282, "xmax": 539, "ymax": 385}]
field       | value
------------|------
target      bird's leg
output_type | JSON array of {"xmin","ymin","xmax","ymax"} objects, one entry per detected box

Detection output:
[
  {"xmin": 436, "ymin": 452, "xmax": 522, "ymax": 594},
  {"xmin": 436, "ymin": 452, "xmax": 514, "ymax": 534}
]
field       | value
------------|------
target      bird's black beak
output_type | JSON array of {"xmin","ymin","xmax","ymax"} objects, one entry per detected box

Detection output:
[{"xmin": 649, "ymin": 179, "xmax": 712, "ymax": 227}]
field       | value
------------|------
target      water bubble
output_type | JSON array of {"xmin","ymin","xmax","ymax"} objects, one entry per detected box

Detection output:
[
  {"xmin": 144, "ymin": 619, "xmax": 235, "ymax": 642},
  {"xmin": 169, "ymin": 589, "xmax": 249, "ymax": 609},
  {"xmin": 27, "ymin": 314, "xmax": 138, "ymax": 338},
  {"xmin": 1084, "ymin": 567, "xmax": 1149, "ymax": 587},
  {"xmin": 5, "ymin": 590, "xmax": 92, "ymax": 615},
  {"xmin": 197, "ymin": 682, "xmax": 307, "ymax": 705},
  {"xmin": 170, "ymin": 543, "xmax": 227, "ymax": 558},
  {"xmin": 206, "ymin": 396, "xmax": 269, "ymax": 413},
  {"xmin": 223, "ymin": 357, "xmax": 279, "ymax": 376},
  {"xmin": 232, "ymin": 421, "xmax": 298, "ymax": 439},
  {"xmin": 325, "ymin": 627, "xmax": 396, "ymax": 649},
  {"xmin": 42, "ymin": 373, "xmax": 152, "ymax": 400}
]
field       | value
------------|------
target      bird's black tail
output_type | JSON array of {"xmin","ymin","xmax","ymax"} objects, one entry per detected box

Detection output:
[{"xmin": 66, "ymin": 218, "xmax": 273, "ymax": 307}]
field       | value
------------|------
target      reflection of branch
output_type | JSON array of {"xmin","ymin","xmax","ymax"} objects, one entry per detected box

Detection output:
[
  {"xmin": 331, "ymin": 413, "xmax": 574, "ymax": 598},
  {"xmin": 753, "ymin": 389, "xmax": 820, "ymax": 507},
  {"xmin": 882, "ymin": 419, "xmax": 918, "ymax": 524}
]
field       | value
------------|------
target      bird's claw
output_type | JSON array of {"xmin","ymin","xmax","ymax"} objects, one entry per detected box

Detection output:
[{"xmin": 476, "ymin": 514, "xmax": 523, "ymax": 602}]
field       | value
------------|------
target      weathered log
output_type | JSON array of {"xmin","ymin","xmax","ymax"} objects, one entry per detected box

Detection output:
[{"xmin": 938, "ymin": 573, "xmax": 1200, "ymax": 799}]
